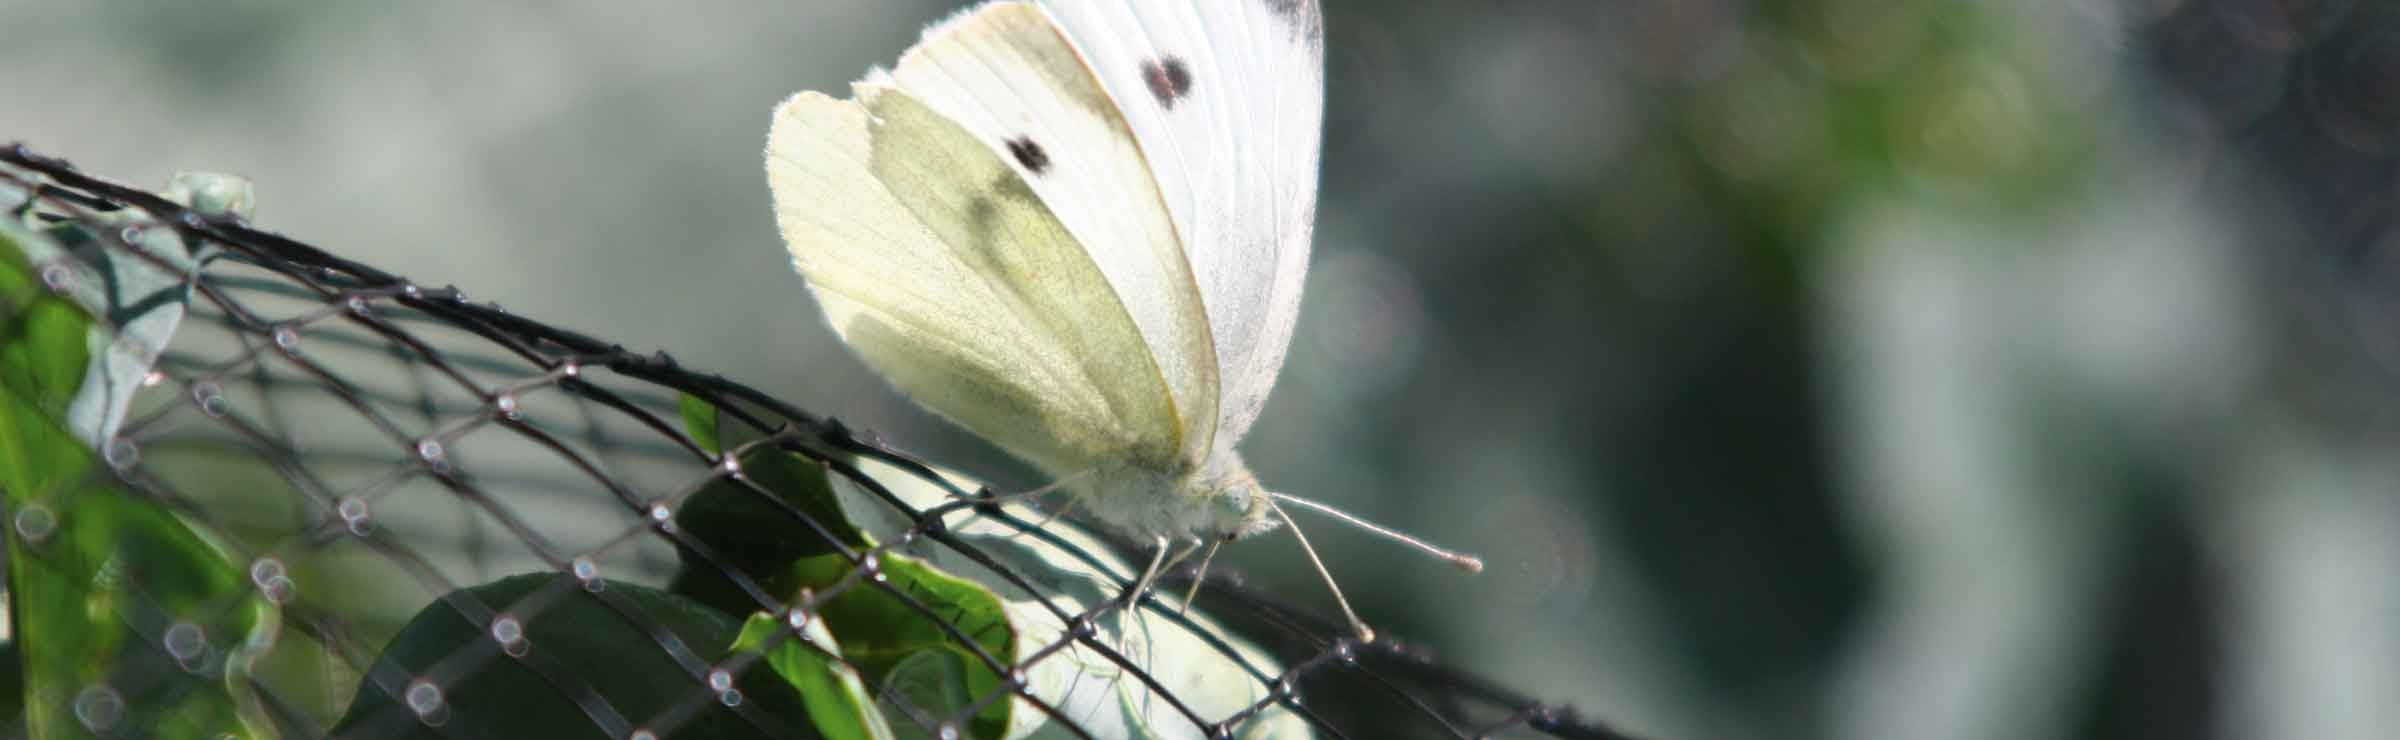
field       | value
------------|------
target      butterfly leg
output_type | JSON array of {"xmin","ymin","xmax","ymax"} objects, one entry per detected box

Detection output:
[
  {"xmin": 1124, "ymin": 536, "xmax": 1204, "ymax": 610},
  {"xmin": 1177, "ymin": 537, "xmax": 1226, "ymax": 618}
]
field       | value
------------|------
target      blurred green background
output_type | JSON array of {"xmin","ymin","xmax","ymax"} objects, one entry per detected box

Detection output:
[{"xmin": 7, "ymin": 0, "xmax": 2396, "ymax": 738}]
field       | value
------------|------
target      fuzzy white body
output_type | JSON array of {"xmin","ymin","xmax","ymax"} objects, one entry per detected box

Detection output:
[{"xmin": 1074, "ymin": 444, "xmax": 1278, "ymax": 542}]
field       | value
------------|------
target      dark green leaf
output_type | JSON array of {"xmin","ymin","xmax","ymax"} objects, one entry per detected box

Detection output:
[
  {"xmin": 329, "ymin": 573, "xmax": 816, "ymax": 739},
  {"xmin": 733, "ymin": 612, "xmax": 893, "ymax": 740},
  {"xmin": 670, "ymin": 429, "xmax": 869, "ymax": 616},
  {"xmin": 788, "ymin": 551, "xmax": 1015, "ymax": 740}
]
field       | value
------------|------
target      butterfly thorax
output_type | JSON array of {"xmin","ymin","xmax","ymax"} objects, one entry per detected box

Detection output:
[{"xmin": 1075, "ymin": 447, "xmax": 1280, "ymax": 542}]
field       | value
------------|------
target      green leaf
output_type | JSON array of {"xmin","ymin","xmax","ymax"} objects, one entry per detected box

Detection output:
[
  {"xmin": 670, "ymin": 395, "xmax": 1015, "ymax": 737},
  {"xmin": 329, "ymin": 573, "xmax": 814, "ymax": 739},
  {"xmin": 671, "ymin": 395, "xmax": 870, "ymax": 617},
  {"xmin": 733, "ymin": 612, "xmax": 894, "ymax": 740},
  {"xmin": 671, "ymin": 444, "xmax": 873, "ymax": 617},
  {"xmin": 2, "ymin": 198, "xmax": 276, "ymax": 739},
  {"xmin": 786, "ymin": 550, "xmax": 1016, "ymax": 740},
  {"xmin": 0, "ymin": 216, "xmax": 95, "ymax": 494},
  {"xmin": 11, "ymin": 201, "xmax": 207, "ymax": 449},
  {"xmin": 680, "ymin": 393, "xmax": 723, "ymax": 457}
]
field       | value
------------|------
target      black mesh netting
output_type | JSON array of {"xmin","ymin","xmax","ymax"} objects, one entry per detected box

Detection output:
[{"xmin": 0, "ymin": 145, "xmax": 1630, "ymax": 740}]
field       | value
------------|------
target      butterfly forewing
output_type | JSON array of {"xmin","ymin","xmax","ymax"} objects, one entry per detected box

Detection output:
[
  {"xmin": 1038, "ymin": 0, "xmax": 1325, "ymax": 445},
  {"xmin": 891, "ymin": 2, "xmax": 1221, "ymax": 467}
]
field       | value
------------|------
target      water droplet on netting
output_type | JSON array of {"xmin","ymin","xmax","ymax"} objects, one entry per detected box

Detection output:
[
  {"xmin": 1007, "ymin": 668, "xmax": 1029, "ymax": 689},
  {"xmin": 571, "ymin": 556, "xmax": 599, "ymax": 583},
  {"xmin": 417, "ymin": 438, "xmax": 445, "ymax": 463},
  {"xmin": 262, "ymin": 575, "xmax": 296, "ymax": 603},
  {"xmin": 178, "ymin": 212, "xmax": 207, "ymax": 229},
  {"xmin": 249, "ymin": 557, "xmax": 286, "ymax": 586},
  {"xmin": 346, "ymin": 295, "xmax": 370, "ymax": 314},
  {"xmin": 1333, "ymin": 642, "xmax": 1357, "ymax": 664},
  {"xmin": 192, "ymin": 381, "xmax": 226, "ymax": 417},
  {"xmin": 72, "ymin": 685, "xmax": 123, "ymax": 731},
  {"xmin": 406, "ymin": 681, "xmax": 448, "ymax": 726},
  {"xmin": 491, "ymin": 616, "xmax": 524, "ymax": 645},
  {"xmin": 40, "ymin": 261, "xmax": 73, "ymax": 293},
  {"xmin": 707, "ymin": 668, "xmax": 734, "ymax": 692},
  {"xmin": 337, "ymin": 496, "xmax": 372, "ymax": 535},
  {"xmin": 141, "ymin": 369, "xmax": 165, "ymax": 387},
  {"xmin": 1209, "ymin": 724, "xmax": 1235, "ymax": 740},
  {"xmin": 103, "ymin": 437, "xmax": 139, "ymax": 469},
  {"xmin": 493, "ymin": 393, "xmax": 519, "ymax": 418},
  {"xmin": 560, "ymin": 362, "xmax": 581, "ymax": 378},
  {"xmin": 118, "ymin": 225, "xmax": 146, "ymax": 244},
  {"xmin": 718, "ymin": 688, "xmax": 743, "ymax": 707},
  {"xmin": 1274, "ymin": 677, "xmax": 1296, "ymax": 698},
  {"xmin": 1532, "ymin": 706, "xmax": 1559, "ymax": 725},
  {"xmin": 272, "ymin": 326, "xmax": 300, "ymax": 351},
  {"xmin": 648, "ymin": 503, "xmax": 672, "ymax": 524},
  {"xmin": 163, "ymin": 621, "xmax": 207, "ymax": 662},
  {"xmin": 629, "ymin": 729, "xmax": 658, "ymax": 740},
  {"xmin": 1069, "ymin": 617, "xmax": 1097, "ymax": 639},
  {"xmin": 402, "ymin": 284, "xmax": 423, "ymax": 299},
  {"xmin": 936, "ymin": 722, "xmax": 961, "ymax": 740},
  {"xmin": 785, "ymin": 608, "xmax": 810, "ymax": 631},
  {"xmin": 15, "ymin": 505, "xmax": 57, "ymax": 544},
  {"xmin": 718, "ymin": 456, "xmax": 742, "ymax": 476}
]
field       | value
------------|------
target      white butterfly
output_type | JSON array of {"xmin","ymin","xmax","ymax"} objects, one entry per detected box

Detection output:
[{"xmin": 765, "ymin": 0, "xmax": 1474, "ymax": 641}]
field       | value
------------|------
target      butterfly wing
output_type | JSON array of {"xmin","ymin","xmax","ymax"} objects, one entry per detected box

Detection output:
[
  {"xmin": 1038, "ymin": 0, "xmax": 1325, "ymax": 445},
  {"xmin": 766, "ymin": 82, "xmax": 1183, "ymax": 475},
  {"xmin": 886, "ymin": 2, "xmax": 1221, "ymax": 467}
]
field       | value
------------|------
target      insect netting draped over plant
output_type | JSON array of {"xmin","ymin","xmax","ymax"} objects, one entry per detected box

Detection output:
[{"xmin": 0, "ymin": 146, "xmax": 1627, "ymax": 740}]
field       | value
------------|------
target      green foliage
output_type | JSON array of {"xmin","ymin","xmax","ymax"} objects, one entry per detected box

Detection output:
[
  {"xmin": 675, "ymin": 395, "xmax": 1017, "ymax": 739},
  {"xmin": 670, "ymin": 394, "xmax": 870, "ymax": 615},
  {"xmin": 786, "ymin": 550, "xmax": 1015, "ymax": 740},
  {"xmin": 733, "ymin": 612, "xmax": 894, "ymax": 740},
  {"xmin": 681, "ymin": 393, "xmax": 724, "ymax": 458},
  {"xmin": 0, "ymin": 198, "xmax": 271, "ymax": 739},
  {"xmin": 328, "ymin": 574, "xmax": 814, "ymax": 739}
]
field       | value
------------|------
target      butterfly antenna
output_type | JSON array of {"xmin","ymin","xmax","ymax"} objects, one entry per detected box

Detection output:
[
  {"xmin": 1264, "ymin": 498, "xmax": 1377, "ymax": 643},
  {"xmin": 1268, "ymin": 491, "xmax": 1484, "ymax": 573},
  {"xmin": 1177, "ymin": 538, "xmax": 1224, "ymax": 618}
]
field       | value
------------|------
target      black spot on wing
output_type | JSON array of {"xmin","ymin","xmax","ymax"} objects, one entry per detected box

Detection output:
[
  {"xmin": 1140, "ymin": 57, "xmax": 1194, "ymax": 109},
  {"xmin": 1005, "ymin": 136, "xmax": 1051, "ymax": 175},
  {"xmin": 1262, "ymin": 0, "xmax": 1324, "ymax": 41}
]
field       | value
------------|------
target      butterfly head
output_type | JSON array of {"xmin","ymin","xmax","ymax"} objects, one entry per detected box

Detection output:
[{"xmin": 1190, "ymin": 450, "xmax": 1282, "ymax": 541}]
